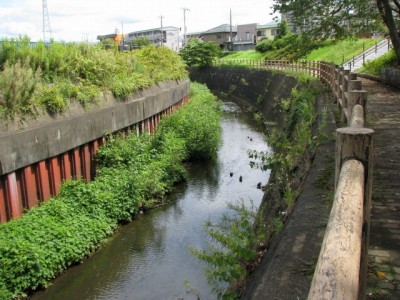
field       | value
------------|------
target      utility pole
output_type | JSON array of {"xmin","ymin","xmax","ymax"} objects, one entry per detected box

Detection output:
[
  {"xmin": 42, "ymin": 0, "xmax": 52, "ymax": 42},
  {"xmin": 230, "ymin": 9, "xmax": 233, "ymax": 51},
  {"xmin": 160, "ymin": 15, "xmax": 164, "ymax": 46},
  {"xmin": 182, "ymin": 8, "xmax": 190, "ymax": 47},
  {"xmin": 121, "ymin": 21, "xmax": 124, "ymax": 50}
]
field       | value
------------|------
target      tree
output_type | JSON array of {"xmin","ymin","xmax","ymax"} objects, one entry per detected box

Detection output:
[
  {"xmin": 179, "ymin": 39, "xmax": 221, "ymax": 67},
  {"xmin": 130, "ymin": 37, "xmax": 151, "ymax": 48},
  {"xmin": 275, "ymin": 20, "xmax": 290, "ymax": 40},
  {"xmin": 274, "ymin": 0, "xmax": 400, "ymax": 65}
]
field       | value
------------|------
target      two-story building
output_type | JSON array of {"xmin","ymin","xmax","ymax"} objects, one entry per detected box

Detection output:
[
  {"xmin": 232, "ymin": 23, "xmax": 257, "ymax": 51},
  {"xmin": 198, "ymin": 24, "xmax": 237, "ymax": 49},
  {"xmin": 125, "ymin": 26, "xmax": 180, "ymax": 51},
  {"xmin": 256, "ymin": 20, "xmax": 280, "ymax": 43}
]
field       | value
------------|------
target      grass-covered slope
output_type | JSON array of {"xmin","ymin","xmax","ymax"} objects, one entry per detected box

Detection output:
[
  {"xmin": 0, "ymin": 37, "xmax": 187, "ymax": 119},
  {"xmin": 0, "ymin": 82, "xmax": 221, "ymax": 299},
  {"xmin": 304, "ymin": 38, "xmax": 381, "ymax": 64},
  {"xmin": 358, "ymin": 49, "xmax": 398, "ymax": 75}
]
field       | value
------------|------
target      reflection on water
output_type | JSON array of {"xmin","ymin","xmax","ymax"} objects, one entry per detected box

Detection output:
[{"xmin": 30, "ymin": 100, "xmax": 271, "ymax": 300}]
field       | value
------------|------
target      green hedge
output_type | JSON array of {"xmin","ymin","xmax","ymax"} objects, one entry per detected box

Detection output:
[{"xmin": 0, "ymin": 82, "xmax": 221, "ymax": 299}]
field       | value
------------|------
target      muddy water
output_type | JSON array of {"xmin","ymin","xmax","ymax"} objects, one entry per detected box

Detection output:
[{"xmin": 31, "ymin": 100, "xmax": 271, "ymax": 300}]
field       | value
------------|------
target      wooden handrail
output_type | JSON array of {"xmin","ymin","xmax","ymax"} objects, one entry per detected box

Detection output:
[{"xmin": 212, "ymin": 59, "xmax": 374, "ymax": 299}]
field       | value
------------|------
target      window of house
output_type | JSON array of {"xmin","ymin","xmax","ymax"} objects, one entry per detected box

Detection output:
[
  {"xmin": 246, "ymin": 32, "xmax": 250, "ymax": 40},
  {"xmin": 216, "ymin": 33, "xmax": 225, "ymax": 39},
  {"xmin": 271, "ymin": 29, "xmax": 277, "ymax": 36}
]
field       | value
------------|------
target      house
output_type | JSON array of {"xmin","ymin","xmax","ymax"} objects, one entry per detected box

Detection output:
[
  {"xmin": 125, "ymin": 26, "xmax": 180, "ymax": 51},
  {"xmin": 185, "ymin": 32, "xmax": 202, "ymax": 43},
  {"xmin": 199, "ymin": 24, "xmax": 237, "ymax": 49},
  {"xmin": 97, "ymin": 29, "xmax": 125, "ymax": 45},
  {"xmin": 232, "ymin": 23, "xmax": 257, "ymax": 51},
  {"xmin": 256, "ymin": 20, "xmax": 280, "ymax": 43}
]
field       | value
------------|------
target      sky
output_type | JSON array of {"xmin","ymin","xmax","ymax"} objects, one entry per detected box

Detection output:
[{"xmin": 0, "ymin": 0, "xmax": 278, "ymax": 42}]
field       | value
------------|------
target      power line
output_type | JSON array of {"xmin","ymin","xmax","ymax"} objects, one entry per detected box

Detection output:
[{"xmin": 42, "ymin": 0, "xmax": 52, "ymax": 42}]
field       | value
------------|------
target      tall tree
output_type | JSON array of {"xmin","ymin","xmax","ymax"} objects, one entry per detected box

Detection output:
[{"xmin": 274, "ymin": 0, "xmax": 400, "ymax": 65}]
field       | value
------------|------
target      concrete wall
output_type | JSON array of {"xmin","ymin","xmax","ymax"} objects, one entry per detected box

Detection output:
[
  {"xmin": 189, "ymin": 66, "xmax": 297, "ymax": 124},
  {"xmin": 381, "ymin": 68, "xmax": 400, "ymax": 90},
  {"xmin": 0, "ymin": 80, "xmax": 189, "ymax": 175}
]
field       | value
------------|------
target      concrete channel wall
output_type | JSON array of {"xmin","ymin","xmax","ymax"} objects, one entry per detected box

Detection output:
[{"xmin": 0, "ymin": 79, "xmax": 190, "ymax": 223}]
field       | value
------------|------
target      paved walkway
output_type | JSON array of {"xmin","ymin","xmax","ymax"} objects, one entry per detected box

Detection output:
[{"xmin": 363, "ymin": 78, "xmax": 400, "ymax": 299}]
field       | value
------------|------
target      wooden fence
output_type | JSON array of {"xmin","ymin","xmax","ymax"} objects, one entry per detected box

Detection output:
[{"xmin": 214, "ymin": 59, "xmax": 374, "ymax": 299}]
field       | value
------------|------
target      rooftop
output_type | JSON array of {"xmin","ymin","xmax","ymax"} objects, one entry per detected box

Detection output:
[{"xmin": 199, "ymin": 24, "xmax": 237, "ymax": 36}]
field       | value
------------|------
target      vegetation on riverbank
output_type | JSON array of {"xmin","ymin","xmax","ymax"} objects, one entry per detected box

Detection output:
[
  {"xmin": 0, "ymin": 36, "xmax": 187, "ymax": 120},
  {"xmin": 0, "ymin": 83, "xmax": 221, "ymax": 299}
]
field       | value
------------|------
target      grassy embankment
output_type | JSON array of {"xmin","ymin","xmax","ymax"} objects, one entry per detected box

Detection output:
[
  {"xmin": 0, "ymin": 36, "xmax": 187, "ymax": 120},
  {"xmin": 219, "ymin": 38, "xmax": 380, "ymax": 65},
  {"xmin": 0, "ymin": 82, "xmax": 222, "ymax": 299}
]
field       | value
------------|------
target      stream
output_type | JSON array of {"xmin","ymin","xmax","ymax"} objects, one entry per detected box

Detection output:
[{"xmin": 30, "ymin": 99, "xmax": 271, "ymax": 300}]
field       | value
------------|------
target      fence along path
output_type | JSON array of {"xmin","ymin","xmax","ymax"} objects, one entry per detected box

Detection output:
[{"xmin": 214, "ymin": 59, "xmax": 374, "ymax": 299}]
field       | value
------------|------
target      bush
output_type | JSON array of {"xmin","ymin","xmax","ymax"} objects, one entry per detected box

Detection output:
[
  {"xmin": 154, "ymin": 82, "xmax": 222, "ymax": 159},
  {"xmin": 180, "ymin": 39, "xmax": 221, "ymax": 67},
  {"xmin": 0, "ymin": 58, "xmax": 41, "ymax": 116},
  {"xmin": 35, "ymin": 84, "xmax": 68, "ymax": 113},
  {"xmin": 255, "ymin": 39, "xmax": 274, "ymax": 53}
]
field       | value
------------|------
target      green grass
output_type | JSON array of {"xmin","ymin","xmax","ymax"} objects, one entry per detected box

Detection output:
[
  {"xmin": 221, "ymin": 50, "xmax": 265, "ymax": 61},
  {"xmin": 217, "ymin": 38, "xmax": 382, "ymax": 66},
  {"xmin": 358, "ymin": 49, "xmax": 397, "ymax": 76},
  {"xmin": 305, "ymin": 38, "xmax": 381, "ymax": 64}
]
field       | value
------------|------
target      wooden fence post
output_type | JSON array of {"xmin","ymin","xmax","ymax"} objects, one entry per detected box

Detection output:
[
  {"xmin": 347, "ymin": 90, "xmax": 368, "ymax": 125},
  {"xmin": 335, "ymin": 127, "xmax": 374, "ymax": 299}
]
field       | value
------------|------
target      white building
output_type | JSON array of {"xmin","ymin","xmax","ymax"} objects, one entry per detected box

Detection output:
[{"xmin": 126, "ymin": 26, "xmax": 180, "ymax": 51}]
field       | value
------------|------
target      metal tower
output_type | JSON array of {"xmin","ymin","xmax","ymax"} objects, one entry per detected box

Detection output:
[{"xmin": 42, "ymin": 0, "xmax": 52, "ymax": 42}]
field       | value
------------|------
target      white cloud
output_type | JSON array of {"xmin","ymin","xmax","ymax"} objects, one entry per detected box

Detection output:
[{"xmin": 0, "ymin": 0, "xmax": 278, "ymax": 42}]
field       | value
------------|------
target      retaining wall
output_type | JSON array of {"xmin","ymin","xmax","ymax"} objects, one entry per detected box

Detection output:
[
  {"xmin": 381, "ymin": 67, "xmax": 400, "ymax": 90},
  {"xmin": 189, "ymin": 66, "xmax": 297, "ymax": 123},
  {"xmin": 0, "ymin": 79, "xmax": 190, "ymax": 223}
]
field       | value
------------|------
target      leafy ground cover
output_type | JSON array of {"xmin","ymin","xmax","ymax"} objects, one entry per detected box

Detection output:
[{"xmin": 0, "ymin": 82, "xmax": 221, "ymax": 299}]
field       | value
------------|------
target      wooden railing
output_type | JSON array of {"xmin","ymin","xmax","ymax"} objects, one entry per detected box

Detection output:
[
  {"xmin": 214, "ymin": 59, "xmax": 374, "ymax": 299},
  {"xmin": 309, "ymin": 67, "xmax": 374, "ymax": 300}
]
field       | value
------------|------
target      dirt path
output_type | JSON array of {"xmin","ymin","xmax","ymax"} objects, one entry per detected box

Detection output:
[{"xmin": 363, "ymin": 78, "xmax": 400, "ymax": 299}]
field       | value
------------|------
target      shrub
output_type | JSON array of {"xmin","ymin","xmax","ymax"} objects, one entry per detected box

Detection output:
[
  {"xmin": 155, "ymin": 82, "xmax": 222, "ymax": 159},
  {"xmin": 190, "ymin": 201, "xmax": 265, "ymax": 298},
  {"xmin": 35, "ymin": 84, "xmax": 68, "ymax": 113},
  {"xmin": 180, "ymin": 39, "xmax": 221, "ymax": 67},
  {"xmin": 0, "ymin": 58, "xmax": 41, "ymax": 116},
  {"xmin": 255, "ymin": 39, "xmax": 274, "ymax": 53}
]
